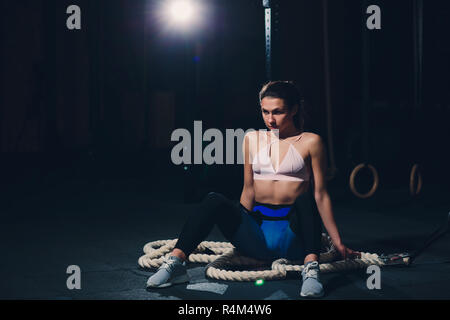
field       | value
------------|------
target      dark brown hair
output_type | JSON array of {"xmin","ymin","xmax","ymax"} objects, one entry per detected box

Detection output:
[{"xmin": 259, "ymin": 81, "xmax": 306, "ymax": 131}]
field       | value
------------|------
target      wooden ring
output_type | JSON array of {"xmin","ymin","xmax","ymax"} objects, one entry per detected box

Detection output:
[
  {"xmin": 349, "ymin": 163, "xmax": 379, "ymax": 199},
  {"xmin": 409, "ymin": 164, "xmax": 423, "ymax": 196}
]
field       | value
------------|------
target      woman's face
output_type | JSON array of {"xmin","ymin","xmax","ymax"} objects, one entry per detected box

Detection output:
[{"xmin": 260, "ymin": 97, "xmax": 297, "ymax": 132}]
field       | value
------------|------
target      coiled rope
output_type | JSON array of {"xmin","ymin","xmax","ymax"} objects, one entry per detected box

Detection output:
[{"xmin": 138, "ymin": 234, "xmax": 389, "ymax": 282}]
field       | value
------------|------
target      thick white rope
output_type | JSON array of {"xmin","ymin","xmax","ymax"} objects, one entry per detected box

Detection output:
[{"xmin": 138, "ymin": 235, "xmax": 394, "ymax": 282}]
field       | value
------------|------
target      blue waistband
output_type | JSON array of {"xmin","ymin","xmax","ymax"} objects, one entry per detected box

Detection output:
[{"xmin": 253, "ymin": 202, "xmax": 293, "ymax": 218}]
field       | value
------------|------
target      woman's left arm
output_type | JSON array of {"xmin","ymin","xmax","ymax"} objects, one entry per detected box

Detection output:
[{"xmin": 309, "ymin": 134, "xmax": 359, "ymax": 259}]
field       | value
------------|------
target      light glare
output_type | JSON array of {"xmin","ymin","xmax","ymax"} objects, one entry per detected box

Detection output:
[
  {"xmin": 255, "ymin": 279, "xmax": 264, "ymax": 286},
  {"xmin": 168, "ymin": 0, "xmax": 195, "ymax": 26},
  {"xmin": 153, "ymin": 0, "xmax": 207, "ymax": 35}
]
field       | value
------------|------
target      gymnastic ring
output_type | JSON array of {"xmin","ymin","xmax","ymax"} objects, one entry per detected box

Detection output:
[
  {"xmin": 349, "ymin": 163, "xmax": 379, "ymax": 199},
  {"xmin": 409, "ymin": 164, "xmax": 423, "ymax": 196}
]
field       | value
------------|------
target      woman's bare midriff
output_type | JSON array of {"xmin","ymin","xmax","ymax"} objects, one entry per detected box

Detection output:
[
  {"xmin": 254, "ymin": 179, "xmax": 311, "ymax": 205},
  {"xmin": 249, "ymin": 131, "xmax": 313, "ymax": 205}
]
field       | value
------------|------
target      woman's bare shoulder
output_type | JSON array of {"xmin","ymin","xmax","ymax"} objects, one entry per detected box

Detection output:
[
  {"xmin": 245, "ymin": 129, "xmax": 268, "ymax": 140},
  {"xmin": 303, "ymin": 132, "xmax": 321, "ymax": 140},
  {"xmin": 246, "ymin": 129, "xmax": 269, "ymax": 135},
  {"xmin": 302, "ymin": 132, "xmax": 325, "ymax": 154},
  {"xmin": 244, "ymin": 130, "xmax": 256, "ymax": 137}
]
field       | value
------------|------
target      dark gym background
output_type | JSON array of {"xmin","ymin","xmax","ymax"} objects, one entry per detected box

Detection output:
[{"xmin": 0, "ymin": 0, "xmax": 449, "ymax": 300}]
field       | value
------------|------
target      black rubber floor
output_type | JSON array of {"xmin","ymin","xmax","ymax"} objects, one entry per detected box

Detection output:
[{"xmin": 1, "ymin": 173, "xmax": 449, "ymax": 300}]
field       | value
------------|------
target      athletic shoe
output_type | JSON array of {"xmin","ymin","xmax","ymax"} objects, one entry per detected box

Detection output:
[
  {"xmin": 300, "ymin": 261, "xmax": 324, "ymax": 298},
  {"xmin": 146, "ymin": 255, "xmax": 189, "ymax": 288}
]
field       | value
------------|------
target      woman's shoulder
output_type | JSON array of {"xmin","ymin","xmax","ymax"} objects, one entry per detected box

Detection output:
[
  {"xmin": 301, "ymin": 131, "xmax": 322, "ymax": 141},
  {"xmin": 245, "ymin": 129, "xmax": 269, "ymax": 135},
  {"xmin": 244, "ymin": 130, "xmax": 269, "ymax": 156},
  {"xmin": 302, "ymin": 132, "xmax": 325, "ymax": 155},
  {"xmin": 244, "ymin": 129, "xmax": 269, "ymax": 140}
]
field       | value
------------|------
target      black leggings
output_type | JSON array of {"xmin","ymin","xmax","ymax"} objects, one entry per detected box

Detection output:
[{"xmin": 174, "ymin": 189, "xmax": 323, "ymax": 261}]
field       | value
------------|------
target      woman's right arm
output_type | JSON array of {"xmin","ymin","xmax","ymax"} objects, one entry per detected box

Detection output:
[{"xmin": 240, "ymin": 132, "xmax": 255, "ymax": 211}]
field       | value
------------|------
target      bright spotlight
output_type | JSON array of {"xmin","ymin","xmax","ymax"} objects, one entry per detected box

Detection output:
[
  {"xmin": 169, "ymin": 0, "xmax": 195, "ymax": 25},
  {"xmin": 157, "ymin": 0, "xmax": 205, "ymax": 33}
]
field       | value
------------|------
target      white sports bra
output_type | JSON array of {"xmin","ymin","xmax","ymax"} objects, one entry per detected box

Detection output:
[{"xmin": 252, "ymin": 132, "xmax": 311, "ymax": 182}]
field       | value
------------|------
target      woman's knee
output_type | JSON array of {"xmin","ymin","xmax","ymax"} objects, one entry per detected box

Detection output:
[
  {"xmin": 202, "ymin": 192, "xmax": 230, "ymax": 208},
  {"xmin": 203, "ymin": 192, "xmax": 243, "ymax": 237},
  {"xmin": 197, "ymin": 192, "xmax": 232, "ymax": 223},
  {"xmin": 204, "ymin": 191, "xmax": 225, "ymax": 202}
]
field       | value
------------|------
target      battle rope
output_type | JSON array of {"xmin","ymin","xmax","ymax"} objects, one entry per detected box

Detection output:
[{"xmin": 138, "ymin": 234, "xmax": 409, "ymax": 282}]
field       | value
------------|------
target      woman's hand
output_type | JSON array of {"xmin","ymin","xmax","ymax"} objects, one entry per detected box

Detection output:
[{"xmin": 334, "ymin": 243, "xmax": 361, "ymax": 260}]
